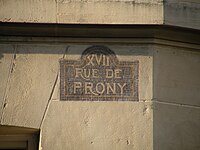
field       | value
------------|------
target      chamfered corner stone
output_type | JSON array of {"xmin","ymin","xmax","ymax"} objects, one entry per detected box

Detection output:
[
  {"xmin": 153, "ymin": 46, "xmax": 200, "ymax": 106},
  {"xmin": 153, "ymin": 102, "xmax": 200, "ymax": 150},
  {"xmin": 164, "ymin": 0, "xmax": 200, "ymax": 30}
]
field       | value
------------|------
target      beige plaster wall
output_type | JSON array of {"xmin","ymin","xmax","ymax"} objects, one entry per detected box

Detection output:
[
  {"xmin": 0, "ymin": 0, "xmax": 163, "ymax": 24},
  {"xmin": 41, "ymin": 101, "xmax": 153, "ymax": 150},
  {"xmin": 154, "ymin": 103, "xmax": 200, "ymax": 150},
  {"xmin": 153, "ymin": 45, "xmax": 200, "ymax": 149},
  {"xmin": 0, "ymin": 45, "xmax": 66, "ymax": 128},
  {"xmin": 1, "ymin": 0, "xmax": 200, "ymax": 30},
  {"xmin": 153, "ymin": 45, "xmax": 200, "ymax": 106}
]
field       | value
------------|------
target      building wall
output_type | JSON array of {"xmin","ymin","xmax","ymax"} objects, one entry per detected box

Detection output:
[
  {"xmin": 0, "ymin": 44, "xmax": 153, "ymax": 150},
  {"xmin": 0, "ymin": 0, "xmax": 199, "ymax": 149},
  {"xmin": 0, "ymin": 0, "xmax": 163, "ymax": 24},
  {"xmin": 1, "ymin": 0, "xmax": 200, "ymax": 29},
  {"xmin": 0, "ymin": 40, "xmax": 199, "ymax": 149},
  {"xmin": 153, "ymin": 45, "xmax": 200, "ymax": 150},
  {"xmin": 164, "ymin": 0, "xmax": 200, "ymax": 29}
]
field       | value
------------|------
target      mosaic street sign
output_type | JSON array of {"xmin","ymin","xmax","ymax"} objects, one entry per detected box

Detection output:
[{"xmin": 60, "ymin": 46, "xmax": 139, "ymax": 101}]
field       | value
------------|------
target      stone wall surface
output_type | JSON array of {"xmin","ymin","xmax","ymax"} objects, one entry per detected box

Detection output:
[
  {"xmin": 154, "ymin": 103, "xmax": 200, "ymax": 150},
  {"xmin": 0, "ymin": 42, "xmax": 199, "ymax": 150},
  {"xmin": 1, "ymin": 0, "xmax": 200, "ymax": 29},
  {"xmin": 154, "ymin": 45, "xmax": 200, "ymax": 106},
  {"xmin": 0, "ymin": 0, "xmax": 57, "ymax": 23},
  {"xmin": 0, "ymin": 44, "xmax": 153, "ymax": 149},
  {"xmin": 41, "ymin": 101, "xmax": 153, "ymax": 150},
  {"xmin": 164, "ymin": 0, "xmax": 200, "ymax": 30},
  {"xmin": 57, "ymin": 0, "xmax": 163, "ymax": 24},
  {"xmin": 153, "ymin": 45, "xmax": 200, "ymax": 150},
  {"xmin": 40, "ymin": 45, "xmax": 153, "ymax": 150},
  {"xmin": 0, "ymin": 0, "xmax": 200, "ymax": 29},
  {"xmin": 0, "ymin": 0, "xmax": 163, "ymax": 24},
  {"xmin": 0, "ymin": 44, "xmax": 66, "ymax": 128}
]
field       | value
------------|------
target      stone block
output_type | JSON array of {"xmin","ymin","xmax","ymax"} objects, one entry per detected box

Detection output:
[
  {"xmin": 57, "ymin": 0, "xmax": 163, "ymax": 24},
  {"xmin": 164, "ymin": 0, "xmax": 200, "ymax": 30},
  {"xmin": 0, "ymin": 0, "xmax": 56, "ymax": 23},
  {"xmin": 153, "ymin": 102, "xmax": 200, "ymax": 150},
  {"xmin": 154, "ymin": 46, "xmax": 200, "ymax": 106},
  {"xmin": 1, "ymin": 45, "xmax": 66, "ymax": 128},
  {"xmin": 41, "ymin": 101, "xmax": 153, "ymax": 150},
  {"xmin": 0, "ymin": 0, "xmax": 163, "ymax": 24},
  {"xmin": 0, "ymin": 0, "xmax": 200, "ymax": 30}
]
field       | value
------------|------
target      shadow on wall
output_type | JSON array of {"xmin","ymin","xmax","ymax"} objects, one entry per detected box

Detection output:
[
  {"xmin": 0, "ymin": 53, "xmax": 2, "ymax": 60},
  {"xmin": 0, "ymin": 44, "xmax": 153, "ymax": 61},
  {"xmin": 154, "ymin": 120, "xmax": 200, "ymax": 150},
  {"xmin": 153, "ymin": 102, "xmax": 200, "ymax": 150},
  {"xmin": 0, "ymin": 47, "xmax": 14, "ymax": 61}
]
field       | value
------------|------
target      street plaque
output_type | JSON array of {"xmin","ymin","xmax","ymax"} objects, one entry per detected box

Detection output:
[{"xmin": 60, "ymin": 46, "xmax": 139, "ymax": 101}]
